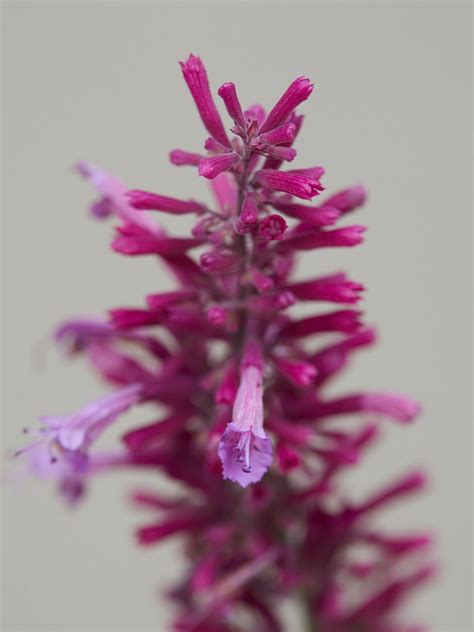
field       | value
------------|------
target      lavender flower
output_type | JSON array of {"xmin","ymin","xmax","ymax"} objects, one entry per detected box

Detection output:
[
  {"xmin": 218, "ymin": 341, "xmax": 273, "ymax": 487},
  {"xmin": 17, "ymin": 54, "xmax": 434, "ymax": 631}
]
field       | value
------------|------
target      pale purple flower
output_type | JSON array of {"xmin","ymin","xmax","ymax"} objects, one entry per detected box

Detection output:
[
  {"xmin": 218, "ymin": 342, "xmax": 273, "ymax": 487},
  {"xmin": 325, "ymin": 184, "xmax": 367, "ymax": 213},
  {"xmin": 250, "ymin": 122, "xmax": 297, "ymax": 150},
  {"xmin": 111, "ymin": 223, "xmax": 202, "ymax": 256},
  {"xmin": 127, "ymin": 190, "xmax": 204, "ymax": 215},
  {"xmin": 240, "ymin": 192, "xmax": 259, "ymax": 225},
  {"xmin": 76, "ymin": 161, "xmax": 162, "ymax": 235},
  {"xmin": 287, "ymin": 273, "xmax": 365, "ymax": 303},
  {"xmin": 17, "ymin": 385, "xmax": 142, "ymax": 503},
  {"xmin": 19, "ymin": 385, "xmax": 142, "ymax": 470},
  {"xmin": 282, "ymin": 224, "xmax": 366, "ymax": 250}
]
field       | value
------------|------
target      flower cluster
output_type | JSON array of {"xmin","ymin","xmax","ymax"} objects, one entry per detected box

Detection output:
[{"xmin": 18, "ymin": 55, "xmax": 434, "ymax": 631}]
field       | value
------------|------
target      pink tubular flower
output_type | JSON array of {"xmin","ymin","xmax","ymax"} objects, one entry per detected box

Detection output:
[
  {"xmin": 180, "ymin": 54, "xmax": 230, "ymax": 147},
  {"xmin": 198, "ymin": 152, "xmax": 241, "ymax": 179},
  {"xmin": 255, "ymin": 168, "xmax": 323, "ymax": 200},
  {"xmin": 217, "ymin": 82, "xmax": 246, "ymax": 129},
  {"xmin": 289, "ymin": 165, "xmax": 325, "ymax": 179},
  {"xmin": 20, "ymin": 54, "xmax": 434, "ymax": 632},
  {"xmin": 259, "ymin": 76, "xmax": 314, "ymax": 134},
  {"xmin": 265, "ymin": 146, "xmax": 297, "ymax": 162},
  {"xmin": 324, "ymin": 184, "xmax": 367, "ymax": 213},
  {"xmin": 255, "ymin": 122, "xmax": 297, "ymax": 147},
  {"xmin": 111, "ymin": 223, "xmax": 202, "ymax": 256},
  {"xmin": 204, "ymin": 137, "xmax": 228, "ymax": 153},
  {"xmin": 20, "ymin": 385, "xmax": 142, "ymax": 464},
  {"xmin": 271, "ymin": 199, "xmax": 341, "ymax": 226},
  {"xmin": 282, "ymin": 225, "xmax": 366, "ymax": 250},
  {"xmin": 136, "ymin": 511, "xmax": 209, "ymax": 546},
  {"xmin": 109, "ymin": 307, "xmax": 163, "ymax": 329},
  {"xmin": 281, "ymin": 309, "xmax": 363, "ymax": 338},
  {"xmin": 240, "ymin": 192, "xmax": 259, "ymax": 225},
  {"xmin": 199, "ymin": 249, "xmax": 237, "ymax": 272},
  {"xmin": 127, "ymin": 190, "xmax": 204, "ymax": 214},
  {"xmin": 218, "ymin": 342, "xmax": 273, "ymax": 487},
  {"xmin": 355, "ymin": 470, "xmax": 427, "ymax": 514},
  {"xmin": 307, "ymin": 392, "xmax": 421, "ymax": 424},
  {"xmin": 311, "ymin": 328, "xmax": 376, "ymax": 385},
  {"xmin": 287, "ymin": 273, "xmax": 365, "ymax": 303},
  {"xmin": 169, "ymin": 149, "xmax": 204, "ymax": 166},
  {"xmin": 146, "ymin": 289, "xmax": 196, "ymax": 310}
]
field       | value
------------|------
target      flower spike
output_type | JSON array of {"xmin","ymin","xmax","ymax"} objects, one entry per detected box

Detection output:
[{"xmin": 19, "ymin": 54, "xmax": 433, "ymax": 632}]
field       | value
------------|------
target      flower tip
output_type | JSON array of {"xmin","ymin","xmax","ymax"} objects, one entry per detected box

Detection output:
[
  {"xmin": 198, "ymin": 159, "xmax": 212, "ymax": 178},
  {"xmin": 297, "ymin": 76, "xmax": 315, "ymax": 97},
  {"xmin": 179, "ymin": 53, "xmax": 200, "ymax": 70},
  {"xmin": 135, "ymin": 526, "xmax": 155, "ymax": 546},
  {"xmin": 351, "ymin": 184, "xmax": 368, "ymax": 205},
  {"xmin": 396, "ymin": 398, "xmax": 422, "ymax": 423},
  {"xmin": 217, "ymin": 82, "xmax": 234, "ymax": 97},
  {"xmin": 169, "ymin": 150, "xmax": 181, "ymax": 165},
  {"xmin": 408, "ymin": 469, "xmax": 429, "ymax": 489},
  {"xmin": 126, "ymin": 189, "xmax": 142, "ymax": 207},
  {"xmin": 363, "ymin": 392, "xmax": 422, "ymax": 423},
  {"xmin": 169, "ymin": 149, "xmax": 203, "ymax": 167}
]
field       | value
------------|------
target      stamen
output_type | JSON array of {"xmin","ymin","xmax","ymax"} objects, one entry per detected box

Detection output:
[
  {"xmin": 48, "ymin": 441, "xmax": 60, "ymax": 464},
  {"xmin": 235, "ymin": 432, "xmax": 251, "ymax": 473},
  {"xmin": 22, "ymin": 426, "xmax": 49, "ymax": 437},
  {"xmin": 13, "ymin": 440, "xmax": 43, "ymax": 458},
  {"xmin": 245, "ymin": 435, "xmax": 251, "ymax": 472}
]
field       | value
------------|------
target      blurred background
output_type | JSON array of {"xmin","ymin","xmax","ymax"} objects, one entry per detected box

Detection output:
[{"xmin": 2, "ymin": 1, "xmax": 472, "ymax": 630}]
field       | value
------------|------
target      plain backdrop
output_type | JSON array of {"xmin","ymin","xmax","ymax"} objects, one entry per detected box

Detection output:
[{"xmin": 1, "ymin": 1, "xmax": 472, "ymax": 631}]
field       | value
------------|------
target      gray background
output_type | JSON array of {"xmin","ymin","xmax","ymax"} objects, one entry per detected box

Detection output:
[{"xmin": 1, "ymin": 1, "xmax": 472, "ymax": 630}]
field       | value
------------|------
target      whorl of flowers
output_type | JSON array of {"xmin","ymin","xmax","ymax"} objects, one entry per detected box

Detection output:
[{"xmin": 17, "ymin": 54, "xmax": 434, "ymax": 631}]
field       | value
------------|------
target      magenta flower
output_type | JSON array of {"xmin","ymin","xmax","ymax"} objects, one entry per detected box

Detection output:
[
  {"xmin": 180, "ymin": 54, "xmax": 230, "ymax": 148},
  {"xmin": 255, "ymin": 168, "xmax": 324, "ymax": 199},
  {"xmin": 17, "ymin": 54, "xmax": 435, "ymax": 631}
]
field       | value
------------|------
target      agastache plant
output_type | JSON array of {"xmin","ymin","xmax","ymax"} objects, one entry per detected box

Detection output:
[{"xmin": 17, "ymin": 55, "xmax": 435, "ymax": 631}]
